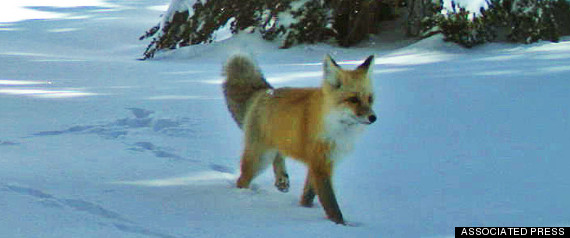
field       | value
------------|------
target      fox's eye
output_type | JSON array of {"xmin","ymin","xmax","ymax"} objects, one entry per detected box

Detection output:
[{"xmin": 347, "ymin": 96, "xmax": 360, "ymax": 104}]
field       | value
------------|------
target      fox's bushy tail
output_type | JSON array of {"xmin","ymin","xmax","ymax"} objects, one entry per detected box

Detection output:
[{"xmin": 223, "ymin": 55, "xmax": 272, "ymax": 129}]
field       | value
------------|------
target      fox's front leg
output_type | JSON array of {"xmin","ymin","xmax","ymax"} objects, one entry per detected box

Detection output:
[
  {"xmin": 300, "ymin": 171, "xmax": 315, "ymax": 207},
  {"xmin": 309, "ymin": 164, "xmax": 345, "ymax": 225}
]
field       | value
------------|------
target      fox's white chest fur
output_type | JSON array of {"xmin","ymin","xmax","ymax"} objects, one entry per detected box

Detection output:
[{"xmin": 322, "ymin": 109, "xmax": 365, "ymax": 163}]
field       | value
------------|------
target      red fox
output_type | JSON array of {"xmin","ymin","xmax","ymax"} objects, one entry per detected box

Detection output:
[{"xmin": 222, "ymin": 54, "xmax": 376, "ymax": 224}]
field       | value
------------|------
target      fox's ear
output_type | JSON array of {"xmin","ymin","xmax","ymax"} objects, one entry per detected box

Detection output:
[
  {"xmin": 357, "ymin": 55, "xmax": 374, "ymax": 75},
  {"xmin": 324, "ymin": 54, "xmax": 342, "ymax": 88}
]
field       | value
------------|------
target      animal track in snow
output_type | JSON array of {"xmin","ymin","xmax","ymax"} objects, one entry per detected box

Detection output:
[
  {"xmin": 5, "ymin": 184, "xmax": 129, "ymax": 222},
  {"xmin": 6, "ymin": 185, "xmax": 55, "ymax": 199},
  {"xmin": 30, "ymin": 108, "xmax": 201, "ymax": 162},
  {"xmin": 130, "ymin": 141, "xmax": 198, "ymax": 162},
  {"xmin": 0, "ymin": 140, "xmax": 19, "ymax": 146},
  {"xmin": 33, "ymin": 108, "xmax": 199, "ymax": 139},
  {"xmin": 3, "ymin": 184, "xmax": 179, "ymax": 238},
  {"xmin": 62, "ymin": 198, "xmax": 128, "ymax": 222},
  {"xmin": 113, "ymin": 223, "xmax": 178, "ymax": 238},
  {"xmin": 209, "ymin": 163, "xmax": 234, "ymax": 174}
]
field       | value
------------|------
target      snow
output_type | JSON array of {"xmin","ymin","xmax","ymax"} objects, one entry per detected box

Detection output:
[
  {"xmin": 0, "ymin": 0, "xmax": 116, "ymax": 23},
  {"xmin": 278, "ymin": 0, "xmax": 310, "ymax": 28},
  {"xmin": 1, "ymin": 0, "xmax": 570, "ymax": 237},
  {"xmin": 443, "ymin": 0, "xmax": 487, "ymax": 13},
  {"xmin": 159, "ymin": 0, "xmax": 196, "ymax": 28}
]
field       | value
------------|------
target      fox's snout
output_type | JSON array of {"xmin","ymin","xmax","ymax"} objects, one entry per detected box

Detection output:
[
  {"xmin": 359, "ymin": 110, "xmax": 376, "ymax": 125},
  {"xmin": 344, "ymin": 107, "xmax": 376, "ymax": 125},
  {"xmin": 353, "ymin": 103, "xmax": 376, "ymax": 124}
]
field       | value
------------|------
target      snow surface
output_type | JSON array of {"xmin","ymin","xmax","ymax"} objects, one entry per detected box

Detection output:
[{"xmin": 1, "ymin": 0, "xmax": 570, "ymax": 237}]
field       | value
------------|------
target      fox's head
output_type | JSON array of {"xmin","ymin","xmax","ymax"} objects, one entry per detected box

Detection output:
[{"xmin": 322, "ymin": 55, "xmax": 376, "ymax": 126}]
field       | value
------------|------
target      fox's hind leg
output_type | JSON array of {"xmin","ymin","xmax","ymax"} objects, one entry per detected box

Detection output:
[
  {"xmin": 236, "ymin": 144, "xmax": 261, "ymax": 189},
  {"xmin": 236, "ymin": 144, "xmax": 276, "ymax": 189},
  {"xmin": 273, "ymin": 153, "xmax": 290, "ymax": 192}
]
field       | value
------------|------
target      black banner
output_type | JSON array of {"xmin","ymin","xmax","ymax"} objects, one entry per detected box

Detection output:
[{"xmin": 456, "ymin": 227, "xmax": 568, "ymax": 237}]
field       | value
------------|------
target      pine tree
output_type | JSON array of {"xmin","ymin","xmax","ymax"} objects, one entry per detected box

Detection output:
[
  {"xmin": 423, "ymin": 0, "xmax": 570, "ymax": 48},
  {"xmin": 406, "ymin": 0, "xmax": 442, "ymax": 37},
  {"xmin": 140, "ymin": 0, "xmax": 398, "ymax": 59}
]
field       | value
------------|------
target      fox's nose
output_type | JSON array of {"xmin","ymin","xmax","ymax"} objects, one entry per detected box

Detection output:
[{"xmin": 368, "ymin": 114, "xmax": 377, "ymax": 124}]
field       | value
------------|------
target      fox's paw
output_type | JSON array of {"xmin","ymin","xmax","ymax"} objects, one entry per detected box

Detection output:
[
  {"xmin": 328, "ymin": 216, "xmax": 346, "ymax": 225},
  {"xmin": 274, "ymin": 173, "xmax": 289, "ymax": 193},
  {"xmin": 300, "ymin": 199, "xmax": 314, "ymax": 208},
  {"xmin": 236, "ymin": 177, "xmax": 250, "ymax": 189}
]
